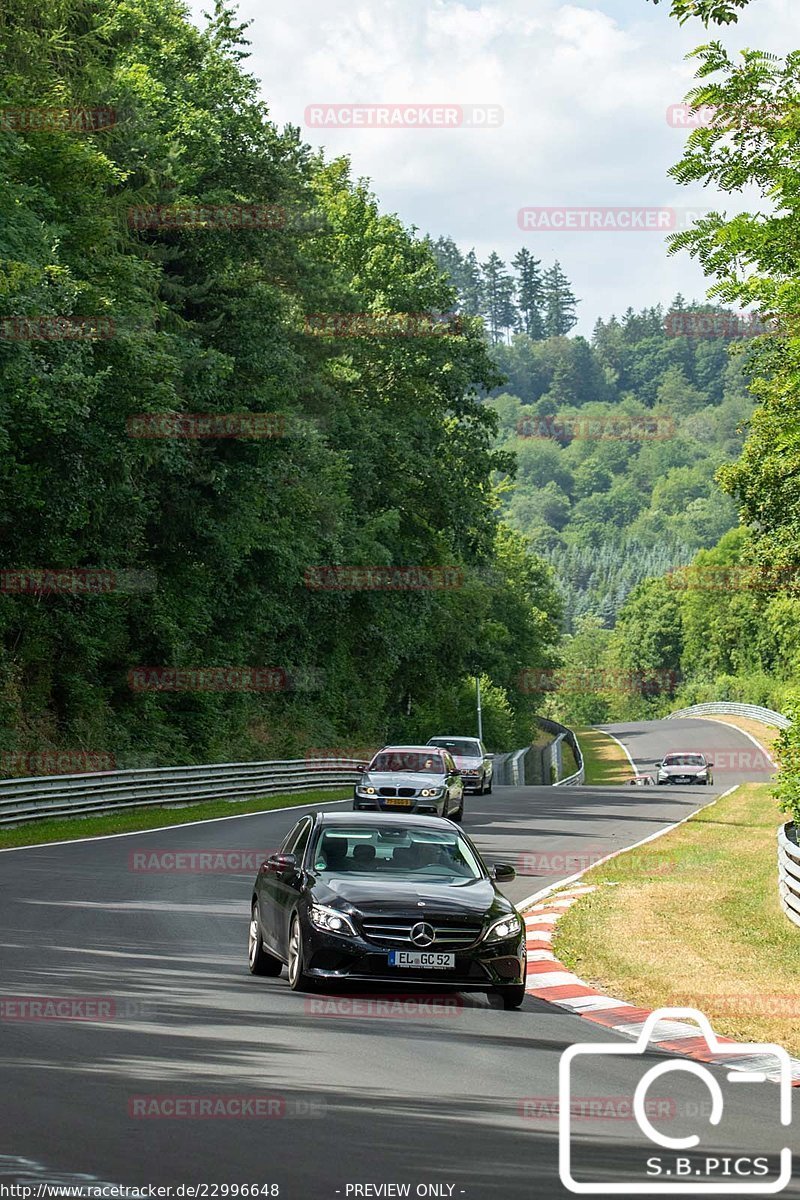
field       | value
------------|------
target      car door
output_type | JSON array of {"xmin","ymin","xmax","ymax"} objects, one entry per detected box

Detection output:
[
  {"xmin": 480, "ymin": 741, "xmax": 492, "ymax": 784},
  {"xmin": 444, "ymin": 751, "xmax": 462, "ymax": 810},
  {"xmin": 272, "ymin": 816, "xmax": 313, "ymax": 956},
  {"xmin": 259, "ymin": 817, "xmax": 307, "ymax": 949}
]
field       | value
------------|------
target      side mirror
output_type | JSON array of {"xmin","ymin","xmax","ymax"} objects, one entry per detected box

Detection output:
[
  {"xmin": 491, "ymin": 862, "xmax": 516, "ymax": 883},
  {"xmin": 653, "ymin": 761, "xmax": 662, "ymax": 768},
  {"xmin": 707, "ymin": 759, "xmax": 714, "ymax": 767},
  {"xmin": 265, "ymin": 852, "xmax": 298, "ymax": 877}
]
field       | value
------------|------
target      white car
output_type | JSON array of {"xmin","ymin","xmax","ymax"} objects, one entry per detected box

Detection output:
[
  {"xmin": 654, "ymin": 752, "xmax": 714, "ymax": 786},
  {"xmin": 427, "ymin": 736, "xmax": 493, "ymax": 795}
]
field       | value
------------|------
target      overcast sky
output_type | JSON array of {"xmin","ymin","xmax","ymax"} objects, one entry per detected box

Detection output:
[{"xmin": 189, "ymin": 0, "xmax": 797, "ymax": 334}]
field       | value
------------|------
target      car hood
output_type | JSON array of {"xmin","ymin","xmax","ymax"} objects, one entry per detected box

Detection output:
[
  {"xmin": 452, "ymin": 756, "xmax": 482, "ymax": 769},
  {"xmin": 660, "ymin": 763, "xmax": 706, "ymax": 773},
  {"xmin": 310, "ymin": 874, "xmax": 507, "ymax": 917},
  {"xmin": 358, "ymin": 770, "xmax": 445, "ymax": 788}
]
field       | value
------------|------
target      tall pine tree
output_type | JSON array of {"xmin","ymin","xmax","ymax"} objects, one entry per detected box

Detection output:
[
  {"xmin": 512, "ymin": 248, "xmax": 545, "ymax": 339},
  {"xmin": 543, "ymin": 261, "xmax": 579, "ymax": 337},
  {"xmin": 481, "ymin": 252, "xmax": 519, "ymax": 344}
]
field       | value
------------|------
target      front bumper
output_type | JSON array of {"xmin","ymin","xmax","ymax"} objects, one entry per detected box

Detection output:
[
  {"xmin": 353, "ymin": 794, "xmax": 447, "ymax": 815},
  {"xmin": 301, "ymin": 924, "xmax": 526, "ymax": 989},
  {"xmin": 658, "ymin": 773, "xmax": 710, "ymax": 785}
]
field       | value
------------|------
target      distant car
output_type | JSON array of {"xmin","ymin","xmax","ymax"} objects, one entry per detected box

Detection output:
[
  {"xmin": 353, "ymin": 745, "xmax": 464, "ymax": 820},
  {"xmin": 628, "ymin": 774, "xmax": 655, "ymax": 786},
  {"xmin": 248, "ymin": 811, "xmax": 527, "ymax": 1008},
  {"xmin": 427, "ymin": 736, "xmax": 493, "ymax": 794},
  {"xmin": 654, "ymin": 752, "xmax": 714, "ymax": 786}
]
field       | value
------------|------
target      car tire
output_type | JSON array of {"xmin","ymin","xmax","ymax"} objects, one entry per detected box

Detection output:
[
  {"xmin": 287, "ymin": 913, "xmax": 315, "ymax": 992},
  {"xmin": 248, "ymin": 904, "xmax": 283, "ymax": 977},
  {"xmin": 450, "ymin": 797, "xmax": 464, "ymax": 823},
  {"xmin": 497, "ymin": 984, "xmax": 526, "ymax": 1010},
  {"xmin": 486, "ymin": 775, "xmax": 493, "ymax": 795}
]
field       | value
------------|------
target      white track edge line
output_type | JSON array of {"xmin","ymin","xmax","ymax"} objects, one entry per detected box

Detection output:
[
  {"xmin": 0, "ymin": 795, "xmax": 352, "ymax": 854},
  {"xmin": 516, "ymin": 784, "xmax": 740, "ymax": 912}
]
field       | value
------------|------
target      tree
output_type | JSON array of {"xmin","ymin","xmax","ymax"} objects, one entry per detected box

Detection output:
[
  {"xmin": 648, "ymin": 0, "xmax": 753, "ymax": 23},
  {"xmin": 512, "ymin": 248, "xmax": 545, "ymax": 339},
  {"xmin": 543, "ymin": 262, "xmax": 579, "ymax": 337},
  {"xmin": 481, "ymin": 252, "xmax": 518, "ymax": 343}
]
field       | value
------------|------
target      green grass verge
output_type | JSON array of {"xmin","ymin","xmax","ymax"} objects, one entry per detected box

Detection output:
[
  {"xmin": 554, "ymin": 782, "xmax": 800, "ymax": 1054},
  {"xmin": 575, "ymin": 727, "xmax": 632, "ymax": 785},
  {"xmin": 0, "ymin": 787, "xmax": 351, "ymax": 850}
]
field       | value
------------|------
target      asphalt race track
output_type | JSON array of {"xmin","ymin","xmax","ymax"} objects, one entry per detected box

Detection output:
[{"xmin": 1, "ymin": 718, "xmax": 796, "ymax": 1199}]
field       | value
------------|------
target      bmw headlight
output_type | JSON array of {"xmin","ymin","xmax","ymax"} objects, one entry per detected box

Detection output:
[
  {"xmin": 308, "ymin": 904, "xmax": 358, "ymax": 937},
  {"xmin": 484, "ymin": 914, "xmax": 522, "ymax": 944},
  {"xmin": 420, "ymin": 788, "xmax": 445, "ymax": 798},
  {"xmin": 356, "ymin": 786, "xmax": 376, "ymax": 795}
]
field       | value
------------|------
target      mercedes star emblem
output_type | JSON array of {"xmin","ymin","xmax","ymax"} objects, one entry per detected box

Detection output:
[{"xmin": 410, "ymin": 921, "xmax": 435, "ymax": 947}]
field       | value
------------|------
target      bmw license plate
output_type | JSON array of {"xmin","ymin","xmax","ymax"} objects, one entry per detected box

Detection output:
[
  {"xmin": 385, "ymin": 798, "xmax": 412, "ymax": 807},
  {"xmin": 389, "ymin": 951, "xmax": 455, "ymax": 968}
]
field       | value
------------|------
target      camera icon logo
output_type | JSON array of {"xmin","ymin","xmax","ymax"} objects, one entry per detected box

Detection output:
[{"xmin": 559, "ymin": 1007, "xmax": 793, "ymax": 1194}]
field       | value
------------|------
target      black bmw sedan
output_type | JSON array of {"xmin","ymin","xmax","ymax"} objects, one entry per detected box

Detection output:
[{"xmin": 248, "ymin": 812, "xmax": 527, "ymax": 1009}]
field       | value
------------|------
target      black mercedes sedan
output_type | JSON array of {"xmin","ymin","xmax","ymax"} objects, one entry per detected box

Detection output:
[{"xmin": 248, "ymin": 812, "xmax": 527, "ymax": 1008}]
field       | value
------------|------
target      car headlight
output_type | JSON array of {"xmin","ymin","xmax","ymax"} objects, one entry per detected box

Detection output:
[
  {"xmin": 308, "ymin": 904, "xmax": 358, "ymax": 937},
  {"xmin": 356, "ymin": 786, "xmax": 376, "ymax": 795},
  {"xmin": 420, "ymin": 787, "xmax": 444, "ymax": 797},
  {"xmin": 484, "ymin": 914, "xmax": 522, "ymax": 943}
]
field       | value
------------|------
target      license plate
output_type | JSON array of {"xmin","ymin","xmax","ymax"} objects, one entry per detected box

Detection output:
[
  {"xmin": 388, "ymin": 951, "xmax": 455, "ymax": 968},
  {"xmin": 675, "ymin": 776, "xmax": 689, "ymax": 783},
  {"xmin": 385, "ymin": 797, "xmax": 412, "ymax": 807}
]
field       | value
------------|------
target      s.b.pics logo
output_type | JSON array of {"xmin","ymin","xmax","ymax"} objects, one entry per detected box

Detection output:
[{"xmin": 559, "ymin": 1008, "xmax": 793, "ymax": 1194}]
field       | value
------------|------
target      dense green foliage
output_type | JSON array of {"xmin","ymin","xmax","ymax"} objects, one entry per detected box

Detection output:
[
  {"xmin": 572, "ymin": 34, "xmax": 800, "ymax": 755},
  {"xmin": 428, "ymin": 239, "xmax": 579, "ymax": 342},
  {"xmin": 483, "ymin": 307, "xmax": 753, "ymax": 629},
  {"xmin": 0, "ymin": 0, "xmax": 563, "ymax": 767}
]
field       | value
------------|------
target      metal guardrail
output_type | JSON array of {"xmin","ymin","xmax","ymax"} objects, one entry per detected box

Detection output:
[
  {"xmin": 0, "ymin": 759, "xmax": 366, "ymax": 826},
  {"xmin": 778, "ymin": 823, "xmax": 800, "ymax": 928},
  {"xmin": 535, "ymin": 718, "xmax": 585, "ymax": 786},
  {"xmin": 667, "ymin": 702, "xmax": 791, "ymax": 729}
]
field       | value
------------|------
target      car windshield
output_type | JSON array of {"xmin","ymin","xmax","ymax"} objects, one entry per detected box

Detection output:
[
  {"xmin": 311, "ymin": 825, "xmax": 483, "ymax": 881},
  {"xmin": 664, "ymin": 755, "xmax": 705, "ymax": 766},
  {"xmin": 369, "ymin": 751, "xmax": 445, "ymax": 774},
  {"xmin": 428, "ymin": 738, "xmax": 481, "ymax": 757}
]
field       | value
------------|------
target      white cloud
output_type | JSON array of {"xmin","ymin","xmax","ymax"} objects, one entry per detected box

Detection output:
[{"xmin": 189, "ymin": 0, "xmax": 800, "ymax": 331}]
